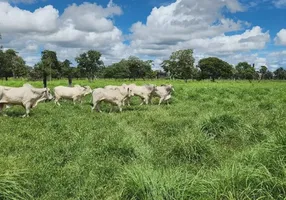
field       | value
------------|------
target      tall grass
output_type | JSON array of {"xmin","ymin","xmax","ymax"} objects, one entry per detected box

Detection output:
[
  {"xmin": 0, "ymin": 170, "xmax": 32, "ymax": 200},
  {"xmin": 1, "ymin": 79, "xmax": 286, "ymax": 199}
]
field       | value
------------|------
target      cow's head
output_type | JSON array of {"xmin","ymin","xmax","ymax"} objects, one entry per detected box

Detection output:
[
  {"xmin": 44, "ymin": 88, "xmax": 54, "ymax": 101},
  {"xmin": 83, "ymin": 86, "xmax": 92, "ymax": 96},
  {"xmin": 162, "ymin": 84, "xmax": 174, "ymax": 93},
  {"xmin": 122, "ymin": 84, "xmax": 134, "ymax": 97},
  {"xmin": 31, "ymin": 88, "xmax": 53, "ymax": 107}
]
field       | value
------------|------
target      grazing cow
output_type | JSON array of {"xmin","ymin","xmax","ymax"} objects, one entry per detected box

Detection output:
[
  {"xmin": 124, "ymin": 84, "xmax": 156, "ymax": 106},
  {"xmin": 54, "ymin": 85, "xmax": 92, "ymax": 106},
  {"xmin": 91, "ymin": 86, "xmax": 133, "ymax": 112},
  {"xmin": 152, "ymin": 84, "xmax": 174, "ymax": 105},
  {"xmin": 0, "ymin": 86, "xmax": 53, "ymax": 117}
]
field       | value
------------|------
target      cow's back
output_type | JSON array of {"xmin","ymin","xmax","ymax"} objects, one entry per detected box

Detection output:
[
  {"xmin": 0, "ymin": 87, "xmax": 30, "ymax": 104},
  {"xmin": 54, "ymin": 86, "xmax": 79, "ymax": 98}
]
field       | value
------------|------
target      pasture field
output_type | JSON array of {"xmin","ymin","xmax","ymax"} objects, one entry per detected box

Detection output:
[{"xmin": 1, "ymin": 79, "xmax": 286, "ymax": 200}]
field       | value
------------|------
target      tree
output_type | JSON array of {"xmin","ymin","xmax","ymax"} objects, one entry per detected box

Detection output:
[
  {"xmin": 274, "ymin": 67, "xmax": 286, "ymax": 80},
  {"xmin": 198, "ymin": 57, "xmax": 233, "ymax": 81},
  {"xmin": 4, "ymin": 49, "xmax": 28, "ymax": 78},
  {"xmin": 0, "ymin": 49, "xmax": 6, "ymax": 80},
  {"xmin": 161, "ymin": 49, "xmax": 195, "ymax": 82},
  {"xmin": 75, "ymin": 50, "xmax": 104, "ymax": 81},
  {"xmin": 264, "ymin": 71, "xmax": 273, "ymax": 80},
  {"xmin": 41, "ymin": 50, "xmax": 59, "ymax": 80},
  {"xmin": 60, "ymin": 59, "xmax": 73, "ymax": 86},
  {"xmin": 259, "ymin": 66, "xmax": 268, "ymax": 80},
  {"xmin": 36, "ymin": 50, "xmax": 59, "ymax": 87},
  {"xmin": 235, "ymin": 62, "xmax": 256, "ymax": 81},
  {"xmin": 103, "ymin": 61, "xmax": 130, "ymax": 79},
  {"xmin": 28, "ymin": 64, "xmax": 43, "ymax": 80}
]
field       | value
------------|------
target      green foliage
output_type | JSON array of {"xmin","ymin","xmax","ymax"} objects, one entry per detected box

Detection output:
[
  {"xmin": 198, "ymin": 57, "xmax": 233, "ymax": 81},
  {"xmin": 40, "ymin": 50, "xmax": 59, "ymax": 79},
  {"xmin": 260, "ymin": 65, "xmax": 267, "ymax": 75},
  {"xmin": 0, "ymin": 49, "xmax": 27, "ymax": 80},
  {"xmin": 103, "ymin": 59, "xmax": 130, "ymax": 79},
  {"xmin": 162, "ymin": 49, "xmax": 195, "ymax": 81},
  {"xmin": 274, "ymin": 67, "xmax": 286, "ymax": 80},
  {"xmin": 75, "ymin": 50, "xmax": 104, "ymax": 80},
  {"xmin": 103, "ymin": 57, "xmax": 153, "ymax": 80},
  {"xmin": 235, "ymin": 62, "xmax": 256, "ymax": 81}
]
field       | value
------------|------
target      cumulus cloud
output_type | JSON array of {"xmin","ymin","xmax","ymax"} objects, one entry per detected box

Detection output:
[
  {"xmin": 130, "ymin": 0, "xmax": 269, "ymax": 59},
  {"xmin": 0, "ymin": 1, "xmax": 128, "ymax": 66},
  {"xmin": 0, "ymin": 2, "xmax": 58, "ymax": 33},
  {"xmin": 275, "ymin": 29, "xmax": 286, "ymax": 45},
  {"xmin": 0, "ymin": 0, "xmax": 283, "ymax": 71},
  {"xmin": 273, "ymin": 0, "xmax": 286, "ymax": 8},
  {"xmin": 60, "ymin": 2, "xmax": 122, "ymax": 32}
]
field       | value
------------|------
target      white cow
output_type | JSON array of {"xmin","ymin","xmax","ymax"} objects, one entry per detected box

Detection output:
[
  {"xmin": 0, "ymin": 86, "xmax": 53, "ymax": 117},
  {"xmin": 152, "ymin": 84, "xmax": 174, "ymax": 105},
  {"xmin": 124, "ymin": 84, "xmax": 156, "ymax": 106},
  {"xmin": 54, "ymin": 85, "xmax": 92, "ymax": 106},
  {"xmin": 91, "ymin": 85, "xmax": 133, "ymax": 112},
  {"xmin": 1, "ymin": 83, "xmax": 40, "ymax": 109},
  {"xmin": 104, "ymin": 84, "xmax": 134, "ymax": 106}
]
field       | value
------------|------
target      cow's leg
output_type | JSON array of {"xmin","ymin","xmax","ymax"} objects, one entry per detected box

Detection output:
[
  {"xmin": 109, "ymin": 105, "xmax": 113, "ymax": 113},
  {"xmin": 127, "ymin": 98, "xmax": 131, "ymax": 106},
  {"xmin": 144, "ymin": 97, "xmax": 149, "ymax": 105},
  {"xmin": 91, "ymin": 101, "xmax": 96, "ymax": 112},
  {"xmin": 139, "ymin": 97, "xmax": 145, "ymax": 106},
  {"xmin": 124, "ymin": 97, "xmax": 130, "ymax": 106},
  {"xmin": 54, "ymin": 97, "xmax": 61, "ymax": 106},
  {"xmin": 117, "ymin": 103, "xmax": 122, "ymax": 112},
  {"xmin": 158, "ymin": 97, "xmax": 164, "ymax": 105},
  {"xmin": 95, "ymin": 102, "xmax": 102, "ymax": 113},
  {"xmin": 23, "ymin": 103, "xmax": 31, "ymax": 117},
  {"xmin": 0, "ymin": 103, "xmax": 5, "ymax": 116},
  {"xmin": 148, "ymin": 96, "xmax": 152, "ymax": 105},
  {"xmin": 165, "ymin": 95, "xmax": 171, "ymax": 105}
]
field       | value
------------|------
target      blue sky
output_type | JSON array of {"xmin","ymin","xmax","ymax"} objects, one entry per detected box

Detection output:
[{"xmin": 0, "ymin": 0, "xmax": 285, "ymax": 70}]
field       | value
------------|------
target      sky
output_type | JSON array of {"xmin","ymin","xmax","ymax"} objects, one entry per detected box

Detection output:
[{"xmin": 0, "ymin": 0, "xmax": 285, "ymax": 71}]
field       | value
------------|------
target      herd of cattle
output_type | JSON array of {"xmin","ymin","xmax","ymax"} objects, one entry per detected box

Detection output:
[{"xmin": 0, "ymin": 83, "xmax": 174, "ymax": 117}]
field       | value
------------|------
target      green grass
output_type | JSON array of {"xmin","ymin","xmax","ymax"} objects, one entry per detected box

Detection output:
[{"xmin": 1, "ymin": 79, "xmax": 286, "ymax": 199}]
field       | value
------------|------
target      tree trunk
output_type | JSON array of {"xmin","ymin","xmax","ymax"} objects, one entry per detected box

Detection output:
[
  {"xmin": 5, "ymin": 76, "xmax": 8, "ymax": 81},
  {"xmin": 43, "ymin": 73, "xmax": 47, "ymax": 88},
  {"xmin": 184, "ymin": 79, "xmax": 188, "ymax": 83},
  {"xmin": 68, "ymin": 76, "xmax": 72, "ymax": 87}
]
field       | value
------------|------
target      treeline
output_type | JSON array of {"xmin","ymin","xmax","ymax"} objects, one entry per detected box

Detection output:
[{"xmin": 0, "ymin": 48, "xmax": 285, "ymax": 82}]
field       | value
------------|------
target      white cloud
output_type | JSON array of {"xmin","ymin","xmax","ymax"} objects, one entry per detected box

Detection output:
[
  {"xmin": 273, "ymin": 0, "xmax": 286, "ymax": 8},
  {"xmin": 275, "ymin": 29, "xmax": 286, "ymax": 45},
  {"xmin": 0, "ymin": 1, "xmax": 128, "ymax": 66},
  {"xmin": 60, "ymin": 2, "xmax": 122, "ymax": 32},
  {"xmin": 0, "ymin": 0, "xmax": 283, "ymax": 71},
  {"xmin": 0, "ymin": 2, "xmax": 58, "ymax": 33},
  {"xmin": 130, "ymin": 0, "xmax": 269, "ymax": 60}
]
